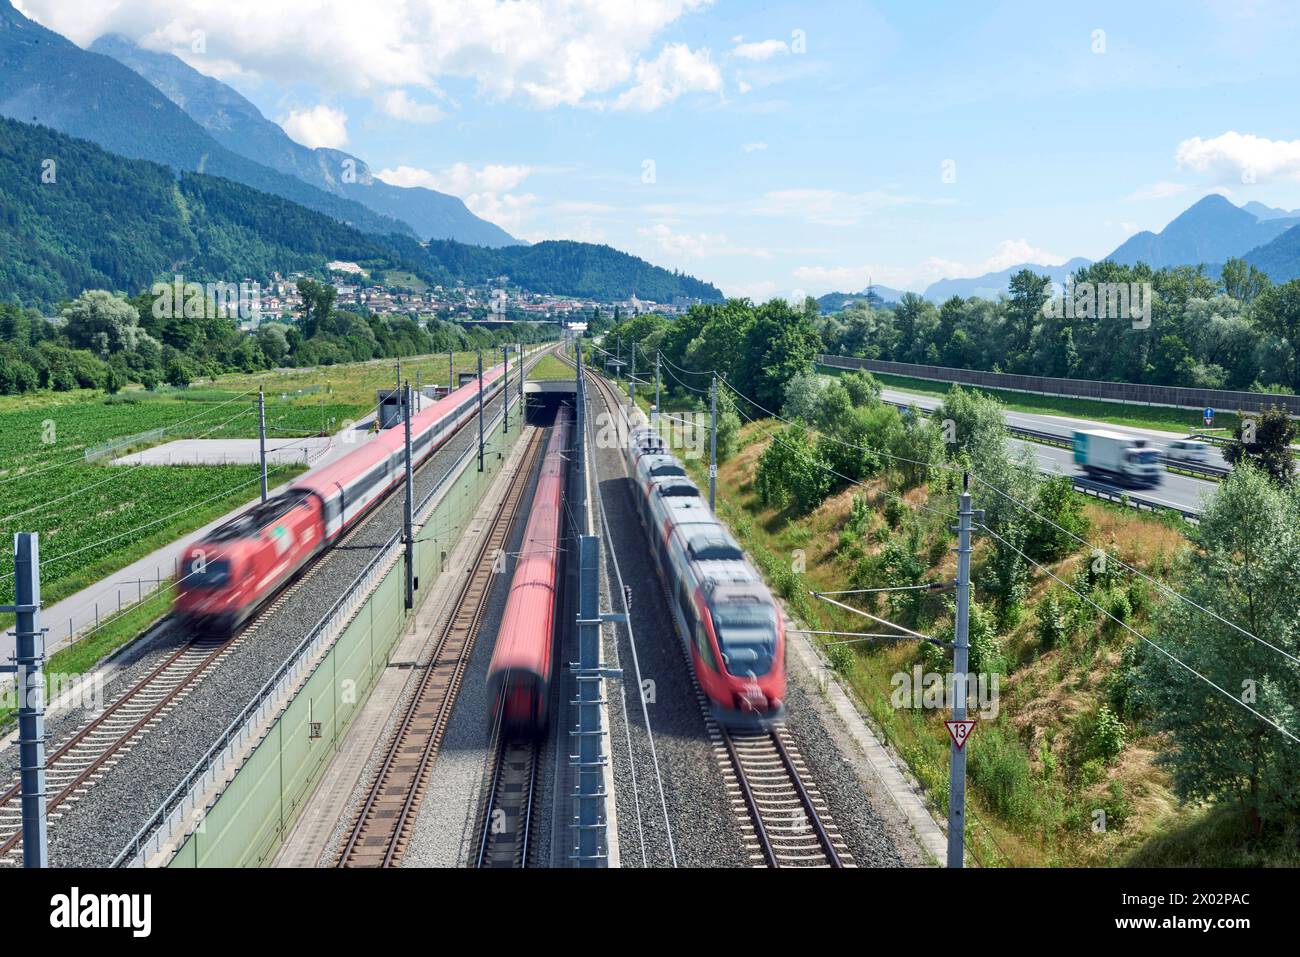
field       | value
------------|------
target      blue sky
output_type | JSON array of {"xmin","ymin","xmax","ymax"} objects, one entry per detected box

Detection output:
[{"xmin": 21, "ymin": 0, "xmax": 1300, "ymax": 298}]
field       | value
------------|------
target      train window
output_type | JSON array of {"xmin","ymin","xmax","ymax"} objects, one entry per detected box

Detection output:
[
  {"xmin": 187, "ymin": 558, "xmax": 231, "ymax": 589},
  {"xmin": 712, "ymin": 604, "xmax": 777, "ymax": 677},
  {"xmin": 689, "ymin": 538, "xmax": 743, "ymax": 562},
  {"xmin": 694, "ymin": 620, "xmax": 719, "ymax": 672}
]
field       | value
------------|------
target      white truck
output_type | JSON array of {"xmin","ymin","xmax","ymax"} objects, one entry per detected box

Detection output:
[{"xmin": 1072, "ymin": 429, "xmax": 1163, "ymax": 487}]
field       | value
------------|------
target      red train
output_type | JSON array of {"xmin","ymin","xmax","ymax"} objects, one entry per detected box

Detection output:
[
  {"xmin": 486, "ymin": 412, "xmax": 570, "ymax": 738},
  {"xmin": 174, "ymin": 361, "xmax": 510, "ymax": 635},
  {"xmin": 624, "ymin": 409, "xmax": 786, "ymax": 728}
]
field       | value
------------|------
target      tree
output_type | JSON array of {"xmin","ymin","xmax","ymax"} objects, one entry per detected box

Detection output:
[
  {"xmin": 755, "ymin": 425, "xmax": 831, "ymax": 514},
  {"xmin": 62, "ymin": 290, "xmax": 147, "ymax": 357},
  {"xmin": 782, "ymin": 371, "xmax": 827, "ymax": 422},
  {"xmin": 1138, "ymin": 466, "xmax": 1300, "ymax": 835},
  {"xmin": 737, "ymin": 298, "xmax": 819, "ymax": 411},
  {"xmin": 1224, "ymin": 406, "xmax": 1297, "ymax": 487},
  {"xmin": 1006, "ymin": 268, "xmax": 1050, "ymax": 357},
  {"xmin": 1253, "ymin": 280, "xmax": 1300, "ymax": 391},
  {"xmin": 296, "ymin": 279, "xmax": 337, "ymax": 338},
  {"xmin": 1220, "ymin": 257, "xmax": 1271, "ymax": 305}
]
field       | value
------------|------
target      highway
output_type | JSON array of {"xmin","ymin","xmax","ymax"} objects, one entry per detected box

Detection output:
[{"xmin": 877, "ymin": 387, "xmax": 1219, "ymax": 518}]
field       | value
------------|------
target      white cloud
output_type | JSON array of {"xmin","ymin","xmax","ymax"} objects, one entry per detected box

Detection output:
[
  {"xmin": 732, "ymin": 38, "xmax": 789, "ymax": 61},
  {"xmin": 379, "ymin": 90, "xmax": 446, "ymax": 123},
  {"xmin": 611, "ymin": 43, "xmax": 722, "ymax": 111},
  {"xmin": 377, "ymin": 163, "xmax": 532, "ymax": 193},
  {"xmin": 742, "ymin": 141, "xmax": 768, "ymax": 153},
  {"xmin": 20, "ymin": 0, "xmax": 717, "ymax": 112},
  {"xmin": 281, "ymin": 105, "xmax": 349, "ymax": 149},
  {"xmin": 1175, "ymin": 131, "xmax": 1300, "ymax": 184},
  {"xmin": 376, "ymin": 162, "xmax": 536, "ymax": 233},
  {"xmin": 638, "ymin": 223, "xmax": 772, "ymax": 260},
  {"xmin": 737, "ymin": 79, "xmax": 753, "ymax": 94},
  {"xmin": 1125, "ymin": 181, "xmax": 1189, "ymax": 201}
]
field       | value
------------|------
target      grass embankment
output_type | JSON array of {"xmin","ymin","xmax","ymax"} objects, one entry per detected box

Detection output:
[
  {"xmin": 820, "ymin": 364, "xmax": 1242, "ymax": 438},
  {"xmin": 672, "ymin": 417, "xmax": 1279, "ymax": 866},
  {"xmin": 528, "ymin": 354, "xmax": 577, "ymax": 381},
  {"xmin": 0, "ymin": 584, "xmax": 173, "ymax": 734}
]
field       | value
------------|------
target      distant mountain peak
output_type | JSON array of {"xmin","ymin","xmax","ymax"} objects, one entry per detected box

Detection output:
[
  {"xmin": 88, "ymin": 30, "xmax": 520, "ymax": 248},
  {"xmin": 1104, "ymin": 193, "xmax": 1300, "ymax": 269}
]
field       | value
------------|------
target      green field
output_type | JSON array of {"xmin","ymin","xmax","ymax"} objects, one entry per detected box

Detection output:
[
  {"xmin": 527, "ymin": 354, "xmax": 577, "ymax": 381},
  {"xmin": 0, "ymin": 349, "xmax": 521, "ymax": 614},
  {"xmin": 819, "ymin": 364, "xmax": 1244, "ymax": 437}
]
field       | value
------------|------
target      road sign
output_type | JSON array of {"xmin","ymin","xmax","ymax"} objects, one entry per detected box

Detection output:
[
  {"xmin": 1204, "ymin": 407, "xmax": 1214, "ymax": 426},
  {"xmin": 945, "ymin": 719, "xmax": 975, "ymax": 749}
]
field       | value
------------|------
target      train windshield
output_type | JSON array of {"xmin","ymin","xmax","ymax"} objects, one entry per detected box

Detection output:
[
  {"xmin": 187, "ymin": 558, "xmax": 231, "ymax": 589},
  {"xmin": 713, "ymin": 605, "xmax": 776, "ymax": 677}
]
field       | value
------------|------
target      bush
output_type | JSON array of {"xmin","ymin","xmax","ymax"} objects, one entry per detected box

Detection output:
[
  {"xmin": 1087, "ymin": 706, "xmax": 1127, "ymax": 765},
  {"xmin": 826, "ymin": 642, "xmax": 855, "ymax": 676},
  {"xmin": 969, "ymin": 725, "xmax": 1035, "ymax": 822},
  {"xmin": 1025, "ymin": 475, "xmax": 1091, "ymax": 561},
  {"xmin": 1034, "ymin": 593, "xmax": 1068, "ymax": 649}
]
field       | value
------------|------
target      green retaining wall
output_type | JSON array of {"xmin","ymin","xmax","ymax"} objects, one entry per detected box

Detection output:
[{"xmin": 168, "ymin": 406, "xmax": 527, "ymax": 867}]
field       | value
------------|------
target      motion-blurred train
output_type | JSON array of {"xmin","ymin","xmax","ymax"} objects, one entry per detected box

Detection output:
[
  {"xmin": 173, "ymin": 360, "xmax": 511, "ymax": 635},
  {"xmin": 623, "ymin": 406, "xmax": 786, "ymax": 728},
  {"xmin": 485, "ymin": 412, "xmax": 571, "ymax": 738}
]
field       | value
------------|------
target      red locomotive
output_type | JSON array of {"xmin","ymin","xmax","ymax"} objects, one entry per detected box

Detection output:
[
  {"xmin": 486, "ymin": 412, "xmax": 570, "ymax": 738},
  {"xmin": 174, "ymin": 361, "xmax": 509, "ymax": 635}
]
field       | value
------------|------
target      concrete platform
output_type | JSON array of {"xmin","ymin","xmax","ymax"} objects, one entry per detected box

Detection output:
[{"xmin": 111, "ymin": 437, "xmax": 333, "ymax": 467}]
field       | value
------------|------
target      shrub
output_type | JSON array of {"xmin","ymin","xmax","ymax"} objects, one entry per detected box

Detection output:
[
  {"xmin": 826, "ymin": 642, "xmax": 855, "ymax": 676},
  {"xmin": 1088, "ymin": 706, "xmax": 1127, "ymax": 764},
  {"xmin": 969, "ymin": 724, "xmax": 1035, "ymax": 822},
  {"xmin": 1034, "ymin": 593, "xmax": 1068, "ymax": 649}
]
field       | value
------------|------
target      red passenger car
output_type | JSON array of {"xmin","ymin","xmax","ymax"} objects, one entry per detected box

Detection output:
[
  {"xmin": 486, "ymin": 414, "xmax": 571, "ymax": 738},
  {"xmin": 174, "ymin": 360, "xmax": 511, "ymax": 635}
]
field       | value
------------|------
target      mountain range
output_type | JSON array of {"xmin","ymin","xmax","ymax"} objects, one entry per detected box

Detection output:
[
  {"xmin": 0, "ymin": 0, "xmax": 721, "ymax": 308},
  {"xmin": 900, "ymin": 196, "xmax": 1300, "ymax": 304},
  {"xmin": 88, "ymin": 33, "xmax": 518, "ymax": 248},
  {"xmin": 0, "ymin": 115, "xmax": 722, "ymax": 308},
  {"xmin": 0, "ymin": 0, "xmax": 414, "ymax": 238}
]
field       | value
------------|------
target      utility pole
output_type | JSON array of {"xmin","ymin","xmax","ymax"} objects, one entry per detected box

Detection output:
[
  {"xmin": 502, "ymin": 344, "xmax": 510, "ymax": 433},
  {"xmin": 449, "ymin": 349, "xmax": 454, "ymax": 394},
  {"xmin": 477, "ymin": 349, "xmax": 485, "ymax": 472},
  {"xmin": 518, "ymin": 340, "xmax": 525, "ymax": 410},
  {"xmin": 415, "ymin": 369, "xmax": 422, "ymax": 411},
  {"xmin": 257, "ymin": 387, "xmax": 268, "ymax": 503},
  {"xmin": 403, "ymin": 382, "xmax": 414, "ymax": 610},
  {"xmin": 629, "ymin": 344, "xmax": 636, "ymax": 405},
  {"xmin": 948, "ymin": 472, "xmax": 976, "ymax": 868},
  {"xmin": 709, "ymin": 373, "xmax": 718, "ymax": 510},
  {"xmin": 654, "ymin": 351, "xmax": 661, "ymax": 432},
  {"xmin": 4, "ymin": 533, "xmax": 48, "ymax": 867},
  {"xmin": 574, "ymin": 340, "xmax": 585, "ymax": 517}
]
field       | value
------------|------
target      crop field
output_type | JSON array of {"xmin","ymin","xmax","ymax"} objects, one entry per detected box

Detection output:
[{"xmin": 0, "ymin": 348, "xmax": 534, "ymax": 616}]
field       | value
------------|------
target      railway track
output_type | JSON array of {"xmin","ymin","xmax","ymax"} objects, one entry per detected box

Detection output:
[
  {"xmin": 0, "ymin": 351, "xmax": 557, "ymax": 868},
  {"xmin": 0, "ymin": 548, "xmax": 339, "ymax": 867},
  {"xmin": 580, "ymin": 358, "xmax": 849, "ymax": 869},
  {"xmin": 337, "ymin": 426, "xmax": 546, "ymax": 868},
  {"xmin": 0, "ymin": 631, "xmax": 236, "ymax": 866},
  {"xmin": 473, "ymin": 735, "xmax": 540, "ymax": 868}
]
